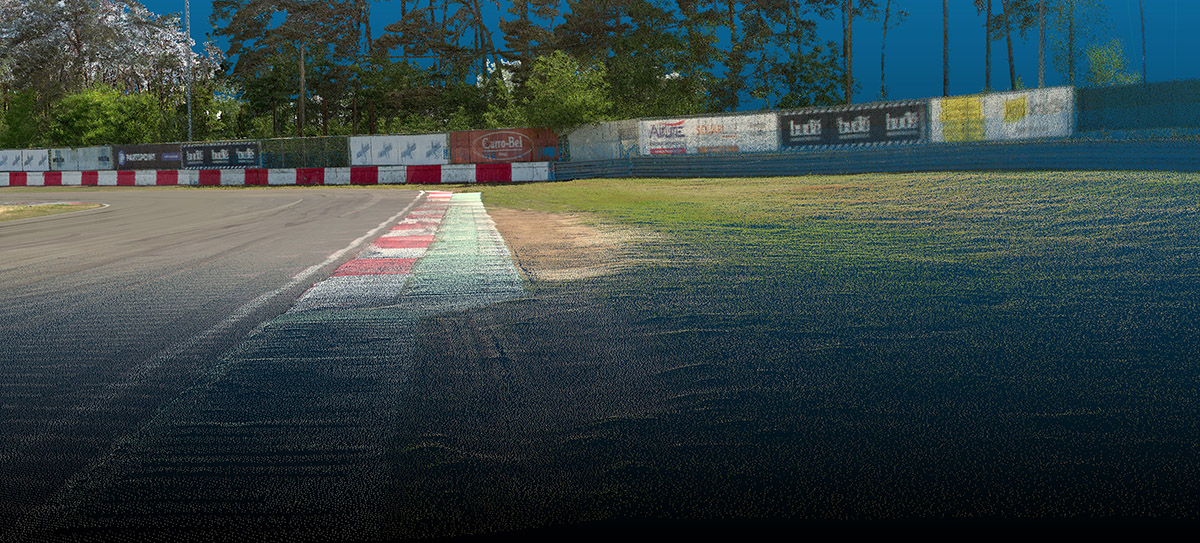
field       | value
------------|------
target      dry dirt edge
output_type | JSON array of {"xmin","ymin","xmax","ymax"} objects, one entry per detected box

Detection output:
[{"xmin": 487, "ymin": 207, "xmax": 659, "ymax": 283}]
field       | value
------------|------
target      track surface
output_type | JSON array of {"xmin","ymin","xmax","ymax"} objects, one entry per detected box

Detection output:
[{"xmin": 0, "ymin": 188, "xmax": 421, "ymax": 537}]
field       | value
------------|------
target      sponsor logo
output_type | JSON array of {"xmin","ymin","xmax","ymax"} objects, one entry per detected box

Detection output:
[
  {"xmin": 482, "ymin": 135, "xmax": 525, "ymax": 150},
  {"xmin": 235, "ymin": 147, "xmax": 255, "ymax": 161},
  {"xmin": 696, "ymin": 122, "xmax": 724, "ymax": 136},
  {"xmin": 0, "ymin": 155, "xmax": 8, "ymax": 167},
  {"xmin": 186, "ymin": 149, "xmax": 204, "ymax": 163},
  {"xmin": 789, "ymin": 118, "xmax": 822, "ymax": 138},
  {"xmin": 649, "ymin": 120, "xmax": 687, "ymax": 139},
  {"xmin": 125, "ymin": 153, "xmax": 157, "ymax": 161},
  {"xmin": 649, "ymin": 147, "xmax": 687, "ymax": 155},
  {"xmin": 402, "ymin": 142, "xmax": 417, "ymax": 159},
  {"xmin": 475, "ymin": 131, "xmax": 532, "ymax": 161},
  {"xmin": 162, "ymin": 152, "xmax": 181, "ymax": 162},
  {"xmin": 356, "ymin": 143, "xmax": 370, "ymax": 160},
  {"xmin": 118, "ymin": 150, "xmax": 125, "ymax": 166},
  {"xmin": 427, "ymin": 142, "xmax": 443, "ymax": 158},
  {"xmin": 837, "ymin": 115, "xmax": 870, "ymax": 137},
  {"xmin": 698, "ymin": 145, "xmax": 738, "ymax": 154},
  {"xmin": 378, "ymin": 142, "xmax": 393, "ymax": 159},
  {"xmin": 886, "ymin": 111, "xmax": 920, "ymax": 132},
  {"xmin": 1029, "ymin": 93, "xmax": 1068, "ymax": 115},
  {"xmin": 212, "ymin": 149, "xmax": 230, "ymax": 163}
]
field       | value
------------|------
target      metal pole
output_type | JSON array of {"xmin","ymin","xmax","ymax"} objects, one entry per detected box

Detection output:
[
  {"xmin": 1038, "ymin": 0, "xmax": 1045, "ymax": 87},
  {"xmin": 1138, "ymin": 0, "xmax": 1147, "ymax": 83},
  {"xmin": 185, "ymin": 0, "xmax": 193, "ymax": 141}
]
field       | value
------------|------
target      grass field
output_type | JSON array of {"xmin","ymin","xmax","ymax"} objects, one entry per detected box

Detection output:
[
  {"xmin": 6, "ymin": 173, "xmax": 1198, "ymax": 534},
  {"xmin": 381, "ymin": 171, "xmax": 1200, "ymax": 536},
  {"xmin": 0, "ymin": 202, "xmax": 102, "ymax": 222}
]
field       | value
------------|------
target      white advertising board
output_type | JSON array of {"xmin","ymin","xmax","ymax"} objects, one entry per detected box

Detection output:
[
  {"xmin": 350, "ymin": 136, "xmax": 373, "ymax": 166},
  {"xmin": 567, "ymin": 120, "xmax": 639, "ymax": 161},
  {"xmin": 22, "ymin": 149, "xmax": 50, "ymax": 171},
  {"xmin": 931, "ymin": 86, "xmax": 1073, "ymax": 143},
  {"xmin": 639, "ymin": 114, "xmax": 779, "ymax": 156},
  {"xmin": 983, "ymin": 86, "xmax": 1074, "ymax": 140},
  {"xmin": 0, "ymin": 150, "xmax": 22, "ymax": 171},
  {"xmin": 50, "ymin": 147, "xmax": 114, "ymax": 171},
  {"xmin": 394, "ymin": 134, "xmax": 449, "ymax": 165},
  {"xmin": 350, "ymin": 134, "xmax": 449, "ymax": 166}
]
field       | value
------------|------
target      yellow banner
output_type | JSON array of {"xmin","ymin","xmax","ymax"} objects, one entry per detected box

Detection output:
[
  {"xmin": 1004, "ymin": 97, "xmax": 1028, "ymax": 123},
  {"xmin": 940, "ymin": 97, "xmax": 984, "ymax": 142}
]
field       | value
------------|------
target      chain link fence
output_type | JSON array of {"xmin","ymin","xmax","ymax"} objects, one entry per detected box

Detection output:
[{"xmin": 260, "ymin": 136, "xmax": 350, "ymax": 169}]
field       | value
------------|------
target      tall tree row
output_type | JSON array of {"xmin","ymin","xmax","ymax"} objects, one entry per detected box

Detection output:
[{"xmin": 1, "ymin": 0, "xmax": 1139, "ymax": 149}]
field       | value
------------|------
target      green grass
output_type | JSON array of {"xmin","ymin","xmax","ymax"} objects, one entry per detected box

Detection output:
[
  {"xmin": 381, "ymin": 171, "xmax": 1200, "ymax": 531},
  {"xmin": 0, "ymin": 203, "xmax": 103, "ymax": 222}
]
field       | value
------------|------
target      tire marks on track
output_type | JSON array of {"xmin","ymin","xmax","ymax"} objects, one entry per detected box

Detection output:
[{"xmin": 18, "ymin": 192, "xmax": 526, "ymax": 541}]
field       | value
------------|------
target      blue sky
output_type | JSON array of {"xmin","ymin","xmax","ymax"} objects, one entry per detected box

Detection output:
[{"xmin": 149, "ymin": 0, "xmax": 1198, "ymax": 107}]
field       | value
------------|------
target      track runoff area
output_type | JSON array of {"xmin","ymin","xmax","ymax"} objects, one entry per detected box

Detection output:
[
  {"xmin": 5, "ymin": 168, "xmax": 1200, "ymax": 538},
  {"xmin": 0, "ymin": 188, "xmax": 525, "ymax": 539}
]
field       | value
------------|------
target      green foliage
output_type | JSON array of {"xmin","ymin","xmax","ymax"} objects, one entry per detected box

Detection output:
[
  {"xmin": 521, "ymin": 51, "xmax": 610, "ymax": 132},
  {"xmin": 1084, "ymin": 39, "xmax": 1141, "ymax": 87},
  {"xmin": 761, "ymin": 41, "xmax": 845, "ymax": 109},
  {"xmin": 48, "ymin": 88, "xmax": 164, "ymax": 146},
  {"xmin": 48, "ymin": 88, "xmax": 123, "ymax": 146},
  {"xmin": 1, "ymin": 90, "xmax": 47, "ymax": 148}
]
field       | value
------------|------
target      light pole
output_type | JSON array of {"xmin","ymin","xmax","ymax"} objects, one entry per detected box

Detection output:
[{"xmin": 185, "ymin": 0, "xmax": 193, "ymax": 142}]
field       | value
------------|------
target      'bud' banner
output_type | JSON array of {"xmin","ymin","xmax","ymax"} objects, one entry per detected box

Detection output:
[
  {"xmin": 182, "ymin": 141, "xmax": 262, "ymax": 169},
  {"xmin": 779, "ymin": 101, "xmax": 927, "ymax": 148}
]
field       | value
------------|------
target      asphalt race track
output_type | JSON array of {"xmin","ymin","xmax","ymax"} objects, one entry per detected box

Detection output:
[{"xmin": 0, "ymin": 188, "xmax": 422, "ymax": 539}]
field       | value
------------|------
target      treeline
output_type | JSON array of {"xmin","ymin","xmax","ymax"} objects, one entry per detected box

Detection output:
[{"xmin": 0, "ymin": 0, "xmax": 1141, "ymax": 149}]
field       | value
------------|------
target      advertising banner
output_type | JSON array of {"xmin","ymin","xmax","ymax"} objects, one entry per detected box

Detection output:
[
  {"xmin": 566, "ymin": 120, "xmax": 639, "ymax": 161},
  {"xmin": 779, "ymin": 101, "xmax": 926, "ymax": 148},
  {"xmin": 51, "ymin": 147, "xmax": 114, "ymax": 171},
  {"xmin": 351, "ymin": 134, "xmax": 449, "ymax": 166},
  {"xmin": 394, "ymin": 134, "xmax": 449, "ymax": 165},
  {"xmin": 21, "ymin": 149, "xmax": 51, "ymax": 171},
  {"xmin": 982, "ymin": 87, "xmax": 1073, "ymax": 140},
  {"xmin": 182, "ymin": 141, "xmax": 261, "ymax": 169},
  {"xmin": 931, "ymin": 97, "xmax": 984, "ymax": 142},
  {"xmin": 931, "ymin": 87, "xmax": 1072, "ymax": 142},
  {"xmin": 350, "ymin": 136, "xmax": 373, "ymax": 166},
  {"xmin": 0, "ymin": 150, "xmax": 22, "ymax": 171},
  {"xmin": 639, "ymin": 114, "xmax": 778, "ymax": 156},
  {"xmin": 449, "ymin": 128, "xmax": 559, "ymax": 163},
  {"xmin": 113, "ymin": 144, "xmax": 182, "ymax": 170}
]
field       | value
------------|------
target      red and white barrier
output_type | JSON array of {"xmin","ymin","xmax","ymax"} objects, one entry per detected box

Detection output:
[{"xmin": 1, "ymin": 162, "xmax": 551, "ymax": 188}]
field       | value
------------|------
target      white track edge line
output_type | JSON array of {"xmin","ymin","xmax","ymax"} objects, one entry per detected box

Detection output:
[{"xmin": 131, "ymin": 190, "xmax": 427, "ymax": 375}]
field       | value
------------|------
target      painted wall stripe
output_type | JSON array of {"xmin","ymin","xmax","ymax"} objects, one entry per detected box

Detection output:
[
  {"xmin": 406, "ymin": 165, "xmax": 441, "ymax": 184},
  {"xmin": 156, "ymin": 170, "xmax": 178, "ymax": 186},
  {"xmin": 476, "ymin": 163, "xmax": 512, "ymax": 183},
  {"xmin": 297, "ymin": 168, "xmax": 324, "ymax": 185},
  {"xmin": 0, "ymin": 165, "xmax": 549, "ymax": 190},
  {"xmin": 199, "ymin": 170, "xmax": 221, "ymax": 186},
  {"xmin": 350, "ymin": 166, "xmax": 378, "ymax": 185}
]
